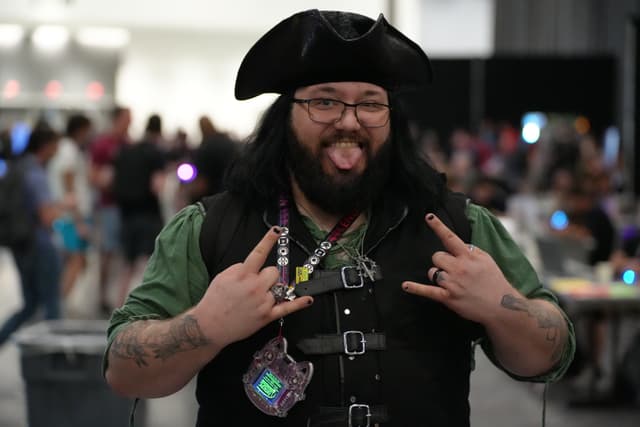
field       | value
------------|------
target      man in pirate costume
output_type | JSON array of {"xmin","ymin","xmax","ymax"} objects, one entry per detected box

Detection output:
[{"xmin": 104, "ymin": 9, "xmax": 575, "ymax": 426}]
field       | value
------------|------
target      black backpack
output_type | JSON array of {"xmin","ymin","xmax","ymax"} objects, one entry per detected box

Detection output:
[{"xmin": 0, "ymin": 158, "xmax": 34, "ymax": 250}]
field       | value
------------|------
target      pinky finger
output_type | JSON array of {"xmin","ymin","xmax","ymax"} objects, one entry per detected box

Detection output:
[{"xmin": 402, "ymin": 281, "xmax": 450, "ymax": 302}]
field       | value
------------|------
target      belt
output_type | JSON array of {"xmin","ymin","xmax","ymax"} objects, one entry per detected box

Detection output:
[
  {"xmin": 294, "ymin": 265, "xmax": 383, "ymax": 297},
  {"xmin": 297, "ymin": 331, "xmax": 386, "ymax": 356},
  {"xmin": 308, "ymin": 404, "xmax": 389, "ymax": 427}
]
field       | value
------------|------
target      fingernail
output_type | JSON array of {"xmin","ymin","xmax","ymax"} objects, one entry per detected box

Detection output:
[
  {"xmin": 273, "ymin": 226, "xmax": 282, "ymax": 234},
  {"xmin": 307, "ymin": 298, "xmax": 313, "ymax": 305},
  {"xmin": 402, "ymin": 283, "xmax": 409, "ymax": 290},
  {"xmin": 426, "ymin": 214, "xmax": 434, "ymax": 221}
]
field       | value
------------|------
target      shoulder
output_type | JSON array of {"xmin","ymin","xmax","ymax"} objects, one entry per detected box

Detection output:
[
  {"xmin": 200, "ymin": 191, "xmax": 248, "ymax": 214},
  {"xmin": 164, "ymin": 203, "xmax": 206, "ymax": 232}
]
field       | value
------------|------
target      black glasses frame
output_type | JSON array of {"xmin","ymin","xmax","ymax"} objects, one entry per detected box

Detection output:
[{"xmin": 292, "ymin": 98, "xmax": 391, "ymax": 128}]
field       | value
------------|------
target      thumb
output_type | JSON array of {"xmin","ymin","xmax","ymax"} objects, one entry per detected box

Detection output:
[{"xmin": 402, "ymin": 281, "xmax": 450, "ymax": 303}]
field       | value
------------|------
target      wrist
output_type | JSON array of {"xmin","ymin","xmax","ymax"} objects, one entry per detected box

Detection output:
[
  {"xmin": 481, "ymin": 286, "xmax": 521, "ymax": 329},
  {"xmin": 188, "ymin": 304, "xmax": 230, "ymax": 351}
]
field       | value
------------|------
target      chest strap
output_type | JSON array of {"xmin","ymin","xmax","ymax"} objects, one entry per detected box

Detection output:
[
  {"xmin": 309, "ymin": 404, "xmax": 390, "ymax": 427},
  {"xmin": 294, "ymin": 265, "xmax": 383, "ymax": 297},
  {"xmin": 297, "ymin": 331, "xmax": 386, "ymax": 356}
]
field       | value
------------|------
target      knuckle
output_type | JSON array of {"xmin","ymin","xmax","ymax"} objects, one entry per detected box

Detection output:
[
  {"xmin": 253, "ymin": 246, "xmax": 267, "ymax": 257},
  {"xmin": 262, "ymin": 266, "xmax": 279, "ymax": 276}
]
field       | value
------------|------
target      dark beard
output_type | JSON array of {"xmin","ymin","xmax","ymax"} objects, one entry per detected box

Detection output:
[{"xmin": 286, "ymin": 126, "xmax": 392, "ymax": 215}]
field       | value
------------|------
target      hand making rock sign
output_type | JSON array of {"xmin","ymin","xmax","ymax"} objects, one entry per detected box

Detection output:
[
  {"xmin": 401, "ymin": 213, "xmax": 516, "ymax": 324},
  {"xmin": 196, "ymin": 226, "xmax": 314, "ymax": 348},
  {"xmin": 402, "ymin": 213, "xmax": 569, "ymax": 377}
]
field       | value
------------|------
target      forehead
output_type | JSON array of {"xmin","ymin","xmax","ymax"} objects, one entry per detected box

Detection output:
[{"xmin": 295, "ymin": 81, "xmax": 388, "ymax": 99}]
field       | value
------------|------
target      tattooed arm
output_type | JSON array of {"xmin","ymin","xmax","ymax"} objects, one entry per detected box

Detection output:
[
  {"xmin": 483, "ymin": 293, "xmax": 569, "ymax": 377},
  {"xmin": 105, "ymin": 310, "xmax": 222, "ymax": 398},
  {"xmin": 106, "ymin": 227, "xmax": 313, "ymax": 398}
]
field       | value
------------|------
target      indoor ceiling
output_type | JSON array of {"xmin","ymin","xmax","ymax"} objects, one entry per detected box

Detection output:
[{"xmin": 0, "ymin": 0, "xmax": 388, "ymax": 34}]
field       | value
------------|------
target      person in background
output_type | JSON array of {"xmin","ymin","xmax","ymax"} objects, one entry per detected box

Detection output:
[
  {"xmin": 104, "ymin": 10, "xmax": 575, "ymax": 426},
  {"xmin": 47, "ymin": 114, "xmax": 94, "ymax": 298},
  {"xmin": 90, "ymin": 106, "xmax": 131, "ymax": 315},
  {"xmin": 0, "ymin": 127, "xmax": 66, "ymax": 346},
  {"xmin": 184, "ymin": 115, "xmax": 238, "ymax": 203},
  {"xmin": 111, "ymin": 114, "xmax": 167, "ymax": 307}
]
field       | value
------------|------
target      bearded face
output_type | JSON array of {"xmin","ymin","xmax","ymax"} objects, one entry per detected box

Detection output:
[
  {"xmin": 286, "ymin": 82, "xmax": 394, "ymax": 215},
  {"xmin": 286, "ymin": 125, "xmax": 392, "ymax": 215}
]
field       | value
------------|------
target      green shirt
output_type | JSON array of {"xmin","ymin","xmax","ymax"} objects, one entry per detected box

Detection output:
[{"xmin": 105, "ymin": 202, "xmax": 575, "ymax": 382}]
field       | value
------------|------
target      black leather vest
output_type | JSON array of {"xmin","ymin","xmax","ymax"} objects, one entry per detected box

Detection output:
[{"xmin": 195, "ymin": 192, "xmax": 483, "ymax": 427}]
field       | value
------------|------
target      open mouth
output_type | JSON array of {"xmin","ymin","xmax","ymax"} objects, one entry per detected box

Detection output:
[{"xmin": 324, "ymin": 138, "xmax": 365, "ymax": 171}]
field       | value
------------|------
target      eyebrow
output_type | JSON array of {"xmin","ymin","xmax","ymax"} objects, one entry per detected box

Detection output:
[{"xmin": 311, "ymin": 86, "xmax": 385, "ymax": 98}]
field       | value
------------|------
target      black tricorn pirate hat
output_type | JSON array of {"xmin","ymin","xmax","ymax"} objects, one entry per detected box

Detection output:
[{"xmin": 234, "ymin": 9, "xmax": 432, "ymax": 100}]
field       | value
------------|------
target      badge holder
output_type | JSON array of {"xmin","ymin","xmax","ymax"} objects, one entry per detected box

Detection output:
[{"xmin": 242, "ymin": 336, "xmax": 313, "ymax": 417}]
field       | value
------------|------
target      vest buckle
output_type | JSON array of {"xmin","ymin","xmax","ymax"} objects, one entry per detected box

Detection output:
[
  {"xmin": 341, "ymin": 266, "xmax": 364, "ymax": 289},
  {"xmin": 348, "ymin": 404, "xmax": 371, "ymax": 427},
  {"xmin": 343, "ymin": 330, "xmax": 366, "ymax": 355}
]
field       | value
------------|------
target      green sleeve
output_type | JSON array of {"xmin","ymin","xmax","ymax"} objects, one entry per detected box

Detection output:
[
  {"xmin": 102, "ymin": 204, "xmax": 210, "ymax": 373},
  {"xmin": 467, "ymin": 203, "xmax": 576, "ymax": 383}
]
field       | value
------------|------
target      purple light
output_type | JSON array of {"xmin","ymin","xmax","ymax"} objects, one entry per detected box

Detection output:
[{"xmin": 177, "ymin": 163, "xmax": 197, "ymax": 183}]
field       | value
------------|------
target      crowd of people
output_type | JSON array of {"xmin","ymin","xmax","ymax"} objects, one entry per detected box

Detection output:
[{"xmin": 0, "ymin": 108, "xmax": 239, "ymax": 348}]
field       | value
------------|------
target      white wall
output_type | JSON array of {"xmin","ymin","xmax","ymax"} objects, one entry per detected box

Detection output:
[
  {"xmin": 116, "ymin": 30, "xmax": 268, "ymax": 141},
  {"xmin": 418, "ymin": 0, "xmax": 495, "ymax": 58}
]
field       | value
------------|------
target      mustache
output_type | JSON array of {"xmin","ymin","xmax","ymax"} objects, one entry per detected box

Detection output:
[{"xmin": 321, "ymin": 132, "xmax": 369, "ymax": 148}]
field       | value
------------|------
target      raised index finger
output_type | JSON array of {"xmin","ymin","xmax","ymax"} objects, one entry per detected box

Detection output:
[
  {"xmin": 425, "ymin": 213, "xmax": 467, "ymax": 256},
  {"xmin": 243, "ymin": 226, "xmax": 281, "ymax": 272}
]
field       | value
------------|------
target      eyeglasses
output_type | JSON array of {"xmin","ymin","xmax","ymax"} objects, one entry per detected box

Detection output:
[{"xmin": 293, "ymin": 98, "xmax": 391, "ymax": 128}]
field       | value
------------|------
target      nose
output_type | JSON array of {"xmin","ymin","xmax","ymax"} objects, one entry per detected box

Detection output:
[{"xmin": 334, "ymin": 106, "xmax": 361, "ymax": 131}]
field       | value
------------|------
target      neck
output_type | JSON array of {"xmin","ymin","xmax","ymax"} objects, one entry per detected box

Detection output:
[{"xmin": 290, "ymin": 178, "xmax": 366, "ymax": 232}]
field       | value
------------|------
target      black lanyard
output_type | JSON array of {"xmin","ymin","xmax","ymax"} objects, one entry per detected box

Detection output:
[{"xmin": 276, "ymin": 195, "xmax": 360, "ymax": 287}]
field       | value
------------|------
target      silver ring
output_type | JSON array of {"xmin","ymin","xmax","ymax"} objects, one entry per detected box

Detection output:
[
  {"xmin": 270, "ymin": 283, "xmax": 286, "ymax": 302},
  {"xmin": 432, "ymin": 268, "xmax": 445, "ymax": 283},
  {"xmin": 468, "ymin": 244, "xmax": 475, "ymax": 252}
]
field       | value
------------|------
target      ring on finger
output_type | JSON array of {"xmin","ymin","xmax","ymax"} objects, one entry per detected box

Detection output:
[
  {"xmin": 468, "ymin": 244, "xmax": 475, "ymax": 252},
  {"xmin": 432, "ymin": 268, "xmax": 445, "ymax": 283},
  {"xmin": 269, "ymin": 283, "xmax": 287, "ymax": 303}
]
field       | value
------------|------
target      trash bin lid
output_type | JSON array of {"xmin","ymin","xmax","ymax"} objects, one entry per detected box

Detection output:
[{"xmin": 15, "ymin": 319, "xmax": 110, "ymax": 354}]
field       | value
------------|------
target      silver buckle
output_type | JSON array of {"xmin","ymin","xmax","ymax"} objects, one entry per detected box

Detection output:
[
  {"xmin": 341, "ymin": 266, "xmax": 364, "ymax": 289},
  {"xmin": 348, "ymin": 404, "xmax": 371, "ymax": 427},
  {"xmin": 343, "ymin": 331, "xmax": 366, "ymax": 355}
]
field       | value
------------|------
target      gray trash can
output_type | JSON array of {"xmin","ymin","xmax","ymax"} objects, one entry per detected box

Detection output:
[{"xmin": 15, "ymin": 319, "xmax": 144, "ymax": 427}]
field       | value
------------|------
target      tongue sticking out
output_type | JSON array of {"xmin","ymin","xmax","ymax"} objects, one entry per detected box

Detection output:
[{"xmin": 325, "ymin": 144, "xmax": 363, "ymax": 170}]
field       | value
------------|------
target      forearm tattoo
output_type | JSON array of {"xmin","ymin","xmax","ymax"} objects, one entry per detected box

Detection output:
[
  {"xmin": 110, "ymin": 315, "xmax": 211, "ymax": 368},
  {"xmin": 500, "ymin": 294, "xmax": 565, "ymax": 363}
]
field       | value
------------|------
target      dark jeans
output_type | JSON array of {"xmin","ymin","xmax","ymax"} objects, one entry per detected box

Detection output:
[{"xmin": 0, "ymin": 236, "xmax": 61, "ymax": 346}]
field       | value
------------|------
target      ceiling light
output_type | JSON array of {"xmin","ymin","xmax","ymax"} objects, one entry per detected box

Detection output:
[
  {"xmin": 0, "ymin": 24, "xmax": 24, "ymax": 48},
  {"xmin": 76, "ymin": 27, "xmax": 130, "ymax": 49},
  {"xmin": 32, "ymin": 25, "xmax": 70, "ymax": 51}
]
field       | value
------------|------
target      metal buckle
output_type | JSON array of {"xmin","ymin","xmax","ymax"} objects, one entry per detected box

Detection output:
[
  {"xmin": 341, "ymin": 266, "xmax": 364, "ymax": 289},
  {"xmin": 343, "ymin": 331, "xmax": 366, "ymax": 355},
  {"xmin": 348, "ymin": 404, "xmax": 371, "ymax": 427}
]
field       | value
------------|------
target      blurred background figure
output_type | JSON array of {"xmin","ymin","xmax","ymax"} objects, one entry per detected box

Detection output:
[
  {"xmin": 160, "ymin": 127, "xmax": 192, "ymax": 222},
  {"xmin": 89, "ymin": 106, "xmax": 130, "ymax": 314},
  {"xmin": 0, "ymin": 126, "xmax": 64, "ymax": 346},
  {"xmin": 47, "ymin": 114, "xmax": 94, "ymax": 299},
  {"xmin": 111, "ymin": 113, "xmax": 166, "ymax": 306},
  {"xmin": 183, "ymin": 115, "xmax": 238, "ymax": 203}
]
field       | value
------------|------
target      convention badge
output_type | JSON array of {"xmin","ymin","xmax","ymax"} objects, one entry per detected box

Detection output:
[
  {"xmin": 295, "ymin": 266, "xmax": 310, "ymax": 284},
  {"xmin": 242, "ymin": 336, "xmax": 313, "ymax": 417}
]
